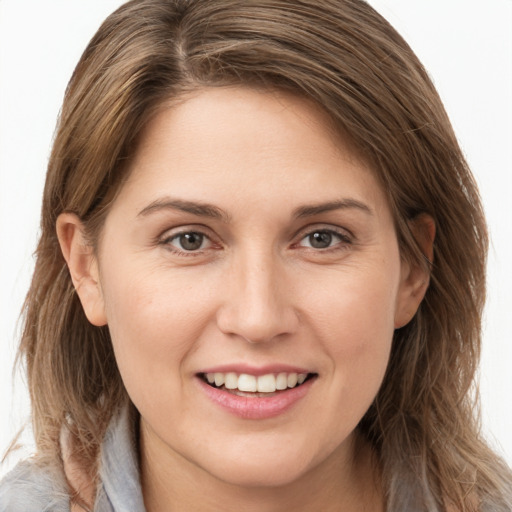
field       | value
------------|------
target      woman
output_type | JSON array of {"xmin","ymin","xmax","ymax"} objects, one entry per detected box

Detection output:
[{"xmin": 1, "ymin": 0, "xmax": 511, "ymax": 510}]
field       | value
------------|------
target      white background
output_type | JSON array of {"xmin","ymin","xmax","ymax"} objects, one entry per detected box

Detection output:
[{"xmin": 0, "ymin": 1, "xmax": 511, "ymax": 477}]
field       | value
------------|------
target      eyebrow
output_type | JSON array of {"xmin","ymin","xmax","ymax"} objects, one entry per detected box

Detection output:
[
  {"xmin": 137, "ymin": 198, "xmax": 230, "ymax": 222},
  {"xmin": 137, "ymin": 197, "xmax": 372, "ymax": 222},
  {"xmin": 293, "ymin": 199, "xmax": 373, "ymax": 218}
]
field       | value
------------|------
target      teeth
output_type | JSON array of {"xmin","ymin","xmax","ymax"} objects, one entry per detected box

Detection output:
[
  {"xmin": 257, "ymin": 374, "xmax": 276, "ymax": 392},
  {"xmin": 204, "ymin": 372, "xmax": 310, "ymax": 393},
  {"xmin": 276, "ymin": 373, "xmax": 288, "ymax": 390},
  {"xmin": 224, "ymin": 372, "xmax": 238, "ymax": 390},
  {"xmin": 214, "ymin": 373, "xmax": 225, "ymax": 387},
  {"xmin": 238, "ymin": 374, "xmax": 257, "ymax": 392},
  {"xmin": 287, "ymin": 373, "xmax": 298, "ymax": 388},
  {"xmin": 297, "ymin": 374, "xmax": 307, "ymax": 385}
]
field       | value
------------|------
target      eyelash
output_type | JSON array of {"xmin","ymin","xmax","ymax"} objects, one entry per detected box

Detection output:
[{"xmin": 158, "ymin": 226, "xmax": 353, "ymax": 256}]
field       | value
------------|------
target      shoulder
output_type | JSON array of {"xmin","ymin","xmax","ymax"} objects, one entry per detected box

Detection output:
[{"xmin": 0, "ymin": 458, "xmax": 70, "ymax": 512}]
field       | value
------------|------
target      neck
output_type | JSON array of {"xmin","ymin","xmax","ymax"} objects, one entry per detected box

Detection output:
[{"xmin": 139, "ymin": 423, "xmax": 384, "ymax": 512}]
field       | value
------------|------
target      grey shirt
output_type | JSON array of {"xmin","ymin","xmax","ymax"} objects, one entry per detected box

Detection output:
[{"xmin": 0, "ymin": 406, "xmax": 146, "ymax": 512}]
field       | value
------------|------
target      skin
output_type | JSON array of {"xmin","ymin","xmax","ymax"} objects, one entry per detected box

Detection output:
[{"xmin": 58, "ymin": 87, "xmax": 433, "ymax": 511}]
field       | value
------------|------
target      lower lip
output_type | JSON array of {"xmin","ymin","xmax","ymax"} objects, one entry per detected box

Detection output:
[{"xmin": 197, "ymin": 377, "xmax": 315, "ymax": 420}]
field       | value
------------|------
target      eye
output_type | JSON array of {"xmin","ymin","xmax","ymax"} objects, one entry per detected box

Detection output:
[
  {"xmin": 298, "ymin": 229, "xmax": 350, "ymax": 249},
  {"xmin": 165, "ymin": 231, "xmax": 211, "ymax": 252}
]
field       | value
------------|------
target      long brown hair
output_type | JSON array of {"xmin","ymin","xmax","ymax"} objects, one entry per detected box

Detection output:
[{"xmin": 17, "ymin": 0, "xmax": 512, "ymax": 509}]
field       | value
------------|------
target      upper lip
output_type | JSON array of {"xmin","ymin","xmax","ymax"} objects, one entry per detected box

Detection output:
[{"xmin": 196, "ymin": 363, "xmax": 314, "ymax": 376}]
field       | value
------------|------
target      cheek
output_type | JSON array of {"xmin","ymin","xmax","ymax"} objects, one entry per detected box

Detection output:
[
  {"xmin": 322, "ymin": 295, "xmax": 394, "ymax": 390},
  {"xmin": 99, "ymin": 265, "xmax": 215, "ymax": 404},
  {"xmin": 280, "ymin": 268, "xmax": 398, "ymax": 466},
  {"xmin": 309, "ymin": 261, "xmax": 399, "ymax": 346},
  {"xmin": 305, "ymin": 263, "xmax": 399, "ymax": 395},
  {"xmin": 102, "ymin": 260, "xmax": 209, "ymax": 342}
]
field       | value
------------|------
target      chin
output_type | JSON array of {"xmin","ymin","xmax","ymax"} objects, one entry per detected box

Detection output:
[
  {"xmin": 190, "ymin": 435, "xmax": 337, "ymax": 490},
  {"xmin": 207, "ymin": 459, "xmax": 311, "ymax": 489}
]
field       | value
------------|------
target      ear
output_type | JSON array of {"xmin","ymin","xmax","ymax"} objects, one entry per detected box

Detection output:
[
  {"xmin": 56, "ymin": 213, "xmax": 107, "ymax": 326},
  {"xmin": 394, "ymin": 214, "xmax": 435, "ymax": 329}
]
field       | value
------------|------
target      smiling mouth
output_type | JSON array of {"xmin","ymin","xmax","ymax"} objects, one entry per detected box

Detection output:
[{"xmin": 199, "ymin": 371, "xmax": 317, "ymax": 397}]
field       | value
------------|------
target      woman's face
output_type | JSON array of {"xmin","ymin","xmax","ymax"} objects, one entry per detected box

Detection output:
[{"xmin": 72, "ymin": 87, "xmax": 425, "ymax": 489}]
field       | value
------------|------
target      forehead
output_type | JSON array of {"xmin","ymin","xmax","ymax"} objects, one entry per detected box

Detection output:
[{"xmin": 110, "ymin": 86, "xmax": 389, "ymax": 220}]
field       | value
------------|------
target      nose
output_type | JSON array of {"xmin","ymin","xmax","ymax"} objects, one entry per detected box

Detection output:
[{"xmin": 216, "ymin": 251, "xmax": 299, "ymax": 344}]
